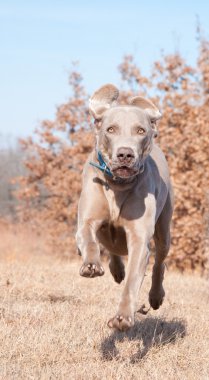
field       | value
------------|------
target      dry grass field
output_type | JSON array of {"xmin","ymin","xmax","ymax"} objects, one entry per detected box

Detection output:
[{"xmin": 0, "ymin": 223, "xmax": 209, "ymax": 380}]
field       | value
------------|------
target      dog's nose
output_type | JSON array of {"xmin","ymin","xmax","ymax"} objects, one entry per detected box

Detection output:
[{"xmin": 117, "ymin": 147, "xmax": 135, "ymax": 164}]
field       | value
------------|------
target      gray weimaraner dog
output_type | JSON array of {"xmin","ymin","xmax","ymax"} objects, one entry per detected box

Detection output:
[{"xmin": 76, "ymin": 84, "xmax": 173, "ymax": 331}]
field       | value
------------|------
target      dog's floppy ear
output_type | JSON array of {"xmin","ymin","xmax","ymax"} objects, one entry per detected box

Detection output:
[
  {"xmin": 130, "ymin": 96, "xmax": 162, "ymax": 137},
  {"xmin": 89, "ymin": 84, "xmax": 119, "ymax": 120},
  {"xmin": 130, "ymin": 96, "xmax": 162, "ymax": 121}
]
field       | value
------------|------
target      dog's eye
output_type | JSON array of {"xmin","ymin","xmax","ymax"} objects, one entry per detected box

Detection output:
[
  {"xmin": 137, "ymin": 127, "xmax": 145, "ymax": 135},
  {"xmin": 107, "ymin": 126, "xmax": 115, "ymax": 133}
]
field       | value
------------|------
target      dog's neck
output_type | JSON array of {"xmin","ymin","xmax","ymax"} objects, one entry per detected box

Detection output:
[{"xmin": 104, "ymin": 174, "xmax": 139, "ymax": 192}]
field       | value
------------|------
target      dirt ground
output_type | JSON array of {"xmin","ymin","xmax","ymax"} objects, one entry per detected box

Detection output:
[{"xmin": 0, "ymin": 224, "xmax": 209, "ymax": 379}]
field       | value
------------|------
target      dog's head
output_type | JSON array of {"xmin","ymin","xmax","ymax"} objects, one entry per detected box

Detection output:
[{"xmin": 89, "ymin": 84, "xmax": 162, "ymax": 179}]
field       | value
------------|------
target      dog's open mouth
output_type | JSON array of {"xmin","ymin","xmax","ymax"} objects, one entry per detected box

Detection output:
[{"xmin": 112, "ymin": 166, "xmax": 138, "ymax": 178}]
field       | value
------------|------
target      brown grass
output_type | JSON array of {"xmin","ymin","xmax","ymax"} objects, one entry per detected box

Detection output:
[{"xmin": 0, "ymin": 224, "xmax": 209, "ymax": 379}]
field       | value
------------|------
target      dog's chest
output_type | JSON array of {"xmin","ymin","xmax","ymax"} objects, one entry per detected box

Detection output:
[{"xmin": 103, "ymin": 187, "xmax": 128, "ymax": 222}]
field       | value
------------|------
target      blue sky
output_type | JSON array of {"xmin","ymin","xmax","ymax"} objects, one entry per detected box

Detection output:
[{"xmin": 0, "ymin": 0, "xmax": 209, "ymax": 140}]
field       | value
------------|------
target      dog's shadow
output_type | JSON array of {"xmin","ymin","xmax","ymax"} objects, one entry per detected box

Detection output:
[{"xmin": 101, "ymin": 316, "xmax": 186, "ymax": 363}]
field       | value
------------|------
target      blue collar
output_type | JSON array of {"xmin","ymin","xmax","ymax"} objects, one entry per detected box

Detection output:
[{"xmin": 89, "ymin": 150, "xmax": 113, "ymax": 177}]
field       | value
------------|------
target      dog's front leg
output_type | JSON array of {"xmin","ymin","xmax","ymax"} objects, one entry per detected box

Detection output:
[
  {"xmin": 108, "ymin": 222, "xmax": 153, "ymax": 331},
  {"xmin": 76, "ymin": 219, "xmax": 105, "ymax": 278}
]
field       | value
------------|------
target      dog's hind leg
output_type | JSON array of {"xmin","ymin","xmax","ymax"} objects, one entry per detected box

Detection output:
[
  {"xmin": 149, "ymin": 190, "xmax": 173, "ymax": 310},
  {"xmin": 109, "ymin": 254, "xmax": 125, "ymax": 284}
]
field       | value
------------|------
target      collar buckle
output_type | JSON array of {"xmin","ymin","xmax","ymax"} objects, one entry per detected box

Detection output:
[{"xmin": 89, "ymin": 151, "xmax": 113, "ymax": 177}]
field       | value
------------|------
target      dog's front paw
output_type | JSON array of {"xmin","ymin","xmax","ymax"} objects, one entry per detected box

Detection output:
[
  {"xmin": 79, "ymin": 263, "xmax": 105, "ymax": 278},
  {"xmin": 107, "ymin": 314, "xmax": 134, "ymax": 331}
]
